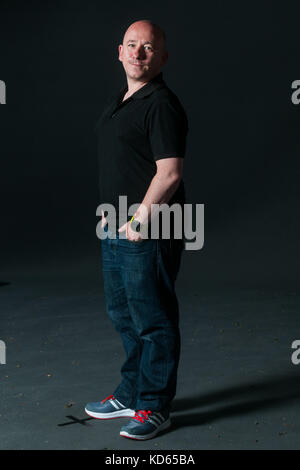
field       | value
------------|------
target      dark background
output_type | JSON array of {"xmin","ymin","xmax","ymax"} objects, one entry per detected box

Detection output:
[{"xmin": 0, "ymin": 0, "xmax": 299, "ymax": 289}]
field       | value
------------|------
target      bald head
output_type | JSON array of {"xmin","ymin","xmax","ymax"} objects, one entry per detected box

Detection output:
[{"xmin": 122, "ymin": 20, "xmax": 166, "ymax": 52}]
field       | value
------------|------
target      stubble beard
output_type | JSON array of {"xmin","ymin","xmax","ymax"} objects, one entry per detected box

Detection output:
[{"xmin": 126, "ymin": 63, "xmax": 151, "ymax": 81}]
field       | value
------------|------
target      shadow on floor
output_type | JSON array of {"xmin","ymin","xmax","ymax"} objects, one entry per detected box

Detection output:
[
  {"xmin": 0, "ymin": 282, "xmax": 10, "ymax": 287},
  {"xmin": 170, "ymin": 372, "xmax": 300, "ymax": 430}
]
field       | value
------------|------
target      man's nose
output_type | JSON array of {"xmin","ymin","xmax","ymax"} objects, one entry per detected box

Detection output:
[{"xmin": 133, "ymin": 45, "xmax": 146, "ymax": 59}]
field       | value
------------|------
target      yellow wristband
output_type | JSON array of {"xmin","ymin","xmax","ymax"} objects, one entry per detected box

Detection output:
[{"xmin": 130, "ymin": 216, "xmax": 147, "ymax": 233}]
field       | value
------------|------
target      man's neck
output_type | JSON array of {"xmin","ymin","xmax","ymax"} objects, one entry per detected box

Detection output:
[
  {"xmin": 123, "ymin": 71, "xmax": 162, "ymax": 101},
  {"xmin": 123, "ymin": 78, "xmax": 149, "ymax": 101}
]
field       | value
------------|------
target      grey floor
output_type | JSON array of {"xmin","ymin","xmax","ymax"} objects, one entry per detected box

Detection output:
[{"xmin": 1, "ymin": 255, "xmax": 300, "ymax": 450}]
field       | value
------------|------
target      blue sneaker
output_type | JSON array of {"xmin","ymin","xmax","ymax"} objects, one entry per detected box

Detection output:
[
  {"xmin": 85, "ymin": 394, "xmax": 135, "ymax": 419},
  {"xmin": 120, "ymin": 409, "xmax": 171, "ymax": 440}
]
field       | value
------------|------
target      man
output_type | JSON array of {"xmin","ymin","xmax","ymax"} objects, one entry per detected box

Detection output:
[{"xmin": 85, "ymin": 19, "xmax": 189, "ymax": 440}]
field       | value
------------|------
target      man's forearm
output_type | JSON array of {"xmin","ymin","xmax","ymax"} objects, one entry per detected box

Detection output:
[{"xmin": 133, "ymin": 173, "xmax": 181, "ymax": 225}]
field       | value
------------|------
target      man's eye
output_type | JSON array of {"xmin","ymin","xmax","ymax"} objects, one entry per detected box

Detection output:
[{"xmin": 128, "ymin": 44, "xmax": 152, "ymax": 50}]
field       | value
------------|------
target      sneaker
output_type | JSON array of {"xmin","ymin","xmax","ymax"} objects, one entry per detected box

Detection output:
[
  {"xmin": 85, "ymin": 394, "xmax": 135, "ymax": 419},
  {"xmin": 120, "ymin": 409, "xmax": 171, "ymax": 440}
]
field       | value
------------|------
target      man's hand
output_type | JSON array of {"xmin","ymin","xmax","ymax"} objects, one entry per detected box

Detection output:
[
  {"xmin": 118, "ymin": 220, "xmax": 144, "ymax": 242},
  {"xmin": 101, "ymin": 210, "xmax": 108, "ymax": 227}
]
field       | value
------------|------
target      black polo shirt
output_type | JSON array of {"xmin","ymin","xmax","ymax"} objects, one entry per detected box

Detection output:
[{"xmin": 95, "ymin": 71, "xmax": 188, "ymax": 237}]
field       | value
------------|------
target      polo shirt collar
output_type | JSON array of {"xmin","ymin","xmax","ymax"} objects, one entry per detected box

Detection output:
[{"xmin": 119, "ymin": 71, "xmax": 165, "ymax": 101}]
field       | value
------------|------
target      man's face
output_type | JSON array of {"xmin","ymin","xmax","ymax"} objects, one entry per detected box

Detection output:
[{"xmin": 118, "ymin": 22, "xmax": 168, "ymax": 82}]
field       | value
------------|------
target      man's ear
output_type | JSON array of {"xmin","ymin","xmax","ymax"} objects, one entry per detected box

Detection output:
[{"xmin": 118, "ymin": 44, "xmax": 123, "ymax": 62}]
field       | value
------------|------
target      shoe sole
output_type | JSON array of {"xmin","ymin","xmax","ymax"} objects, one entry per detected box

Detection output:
[
  {"xmin": 120, "ymin": 418, "xmax": 171, "ymax": 440},
  {"xmin": 85, "ymin": 407, "xmax": 136, "ymax": 420}
]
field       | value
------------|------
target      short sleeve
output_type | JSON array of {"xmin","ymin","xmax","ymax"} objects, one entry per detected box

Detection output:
[{"xmin": 146, "ymin": 98, "xmax": 188, "ymax": 161}]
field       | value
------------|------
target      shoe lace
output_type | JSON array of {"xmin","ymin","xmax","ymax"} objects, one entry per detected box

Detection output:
[
  {"xmin": 101, "ymin": 394, "xmax": 114, "ymax": 404},
  {"xmin": 133, "ymin": 410, "xmax": 152, "ymax": 423}
]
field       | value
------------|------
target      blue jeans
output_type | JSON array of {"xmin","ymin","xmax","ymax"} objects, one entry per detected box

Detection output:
[{"xmin": 100, "ymin": 223, "xmax": 184, "ymax": 412}]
